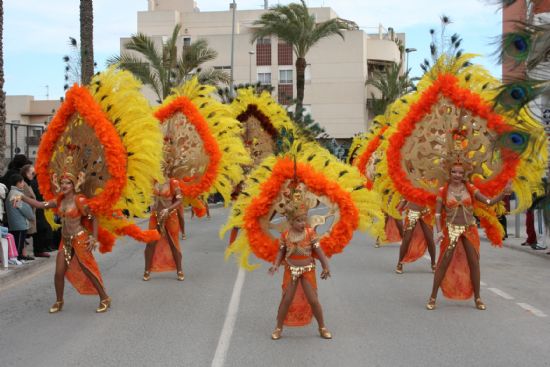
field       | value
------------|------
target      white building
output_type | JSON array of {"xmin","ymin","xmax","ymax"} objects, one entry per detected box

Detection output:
[
  {"xmin": 123, "ymin": 0, "xmax": 405, "ymax": 139},
  {"xmin": 4, "ymin": 96, "xmax": 60, "ymax": 161}
]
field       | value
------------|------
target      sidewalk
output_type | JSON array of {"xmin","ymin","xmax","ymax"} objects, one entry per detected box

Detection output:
[
  {"xmin": 500, "ymin": 212, "xmax": 550, "ymax": 259},
  {"xmin": 0, "ymin": 244, "xmax": 54, "ymax": 288}
]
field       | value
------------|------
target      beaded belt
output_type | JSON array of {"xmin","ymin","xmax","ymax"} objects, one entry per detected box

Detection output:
[
  {"xmin": 405, "ymin": 209, "xmax": 428, "ymax": 230},
  {"xmin": 62, "ymin": 230, "xmax": 86, "ymax": 266},
  {"xmin": 288, "ymin": 263, "xmax": 315, "ymax": 282},
  {"xmin": 446, "ymin": 223, "xmax": 469, "ymax": 251}
]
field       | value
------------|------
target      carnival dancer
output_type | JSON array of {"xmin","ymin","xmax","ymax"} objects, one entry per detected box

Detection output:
[
  {"xmin": 223, "ymin": 141, "xmax": 383, "ymax": 339},
  {"xmin": 351, "ymin": 118, "xmax": 403, "ymax": 248},
  {"xmin": 427, "ymin": 163, "xmax": 512, "ymax": 310},
  {"xmin": 20, "ymin": 68, "xmax": 163, "ymax": 313},
  {"xmin": 153, "ymin": 77, "xmax": 250, "ymax": 246},
  {"xmin": 382, "ymin": 51, "xmax": 546, "ymax": 310},
  {"xmin": 268, "ymin": 188, "xmax": 331, "ymax": 340},
  {"xmin": 20, "ymin": 167, "xmax": 111, "ymax": 312},
  {"xmin": 395, "ymin": 199, "xmax": 435, "ymax": 274},
  {"xmin": 143, "ymin": 176, "xmax": 185, "ymax": 281}
]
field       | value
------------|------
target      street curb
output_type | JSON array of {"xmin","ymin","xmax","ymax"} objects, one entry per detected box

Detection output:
[
  {"xmin": 0, "ymin": 256, "xmax": 54, "ymax": 289},
  {"xmin": 501, "ymin": 239, "xmax": 550, "ymax": 260}
]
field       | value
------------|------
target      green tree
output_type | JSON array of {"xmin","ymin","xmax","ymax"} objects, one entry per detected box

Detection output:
[
  {"xmin": 80, "ymin": 0, "xmax": 94, "ymax": 85},
  {"xmin": 108, "ymin": 24, "xmax": 229, "ymax": 103},
  {"xmin": 365, "ymin": 61, "xmax": 415, "ymax": 116},
  {"xmin": 0, "ymin": 0, "xmax": 5, "ymax": 171},
  {"xmin": 251, "ymin": 0, "xmax": 348, "ymax": 118}
]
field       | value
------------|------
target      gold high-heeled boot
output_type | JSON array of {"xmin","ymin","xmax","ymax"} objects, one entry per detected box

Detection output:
[
  {"xmin": 426, "ymin": 297, "xmax": 436, "ymax": 310},
  {"xmin": 96, "ymin": 297, "xmax": 111, "ymax": 313},
  {"xmin": 177, "ymin": 271, "xmax": 185, "ymax": 281},
  {"xmin": 143, "ymin": 270, "xmax": 151, "ymax": 281},
  {"xmin": 49, "ymin": 301, "xmax": 64, "ymax": 313},
  {"xmin": 475, "ymin": 298, "xmax": 486, "ymax": 310},
  {"xmin": 319, "ymin": 327, "xmax": 332, "ymax": 339},
  {"xmin": 271, "ymin": 327, "xmax": 282, "ymax": 340}
]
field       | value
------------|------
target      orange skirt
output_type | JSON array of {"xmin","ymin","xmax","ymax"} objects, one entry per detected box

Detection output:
[
  {"xmin": 385, "ymin": 216, "xmax": 402, "ymax": 243},
  {"xmin": 148, "ymin": 210, "xmax": 181, "ymax": 272},
  {"xmin": 439, "ymin": 225, "xmax": 480, "ymax": 300},
  {"xmin": 62, "ymin": 231, "xmax": 105, "ymax": 296},
  {"xmin": 402, "ymin": 212, "xmax": 433, "ymax": 263},
  {"xmin": 281, "ymin": 263, "xmax": 317, "ymax": 327}
]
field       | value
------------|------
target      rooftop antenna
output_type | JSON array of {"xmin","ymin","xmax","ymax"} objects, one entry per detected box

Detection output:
[{"xmin": 44, "ymin": 85, "xmax": 49, "ymax": 100}]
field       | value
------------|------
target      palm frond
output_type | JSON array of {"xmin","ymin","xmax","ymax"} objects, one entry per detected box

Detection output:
[
  {"xmin": 196, "ymin": 68, "xmax": 231, "ymax": 86},
  {"xmin": 108, "ymin": 54, "xmax": 163, "ymax": 101}
]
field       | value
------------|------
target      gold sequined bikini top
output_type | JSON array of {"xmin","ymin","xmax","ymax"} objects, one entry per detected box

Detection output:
[{"xmin": 282, "ymin": 227, "xmax": 319, "ymax": 260}]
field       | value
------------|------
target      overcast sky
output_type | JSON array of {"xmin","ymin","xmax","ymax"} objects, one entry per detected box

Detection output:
[{"xmin": 4, "ymin": 0, "xmax": 503, "ymax": 100}]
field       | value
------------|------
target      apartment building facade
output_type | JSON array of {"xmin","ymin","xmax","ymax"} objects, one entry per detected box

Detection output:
[{"xmin": 124, "ymin": 0, "xmax": 404, "ymax": 139}]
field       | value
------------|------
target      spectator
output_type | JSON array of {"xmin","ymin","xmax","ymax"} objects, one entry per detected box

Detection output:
[
  {"xmin": 20, "ymin": 164, "xmax": 50, "ymax": 257},
  {"xmin": 0, "ymin": 181, "xmax": 7, "ymax": 225},
  {"xmin": 522, "ymin": 192, "xmax": 546, "ymax": 250},
  {"xmin": 498, "ymin": 196, "xmax": 510, "ymax": 240},
  {"xmin": 6, "ymin": 174, "xmax": 35, "ymax": 261},
  {"xmin": 31, "ymin": 172, "xmax": 55, "ymax": 252},
  {"xmin": 1, "ymin": 154, "xmax": 32, "ymax": 188}
]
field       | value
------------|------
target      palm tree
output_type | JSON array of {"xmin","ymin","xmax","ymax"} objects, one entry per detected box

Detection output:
[
  {"xmin": 80, "ymin": 0, "xmax": 94, "ymax": 85},
  {"xmin": 365, "ymin": 62, "xmax": 415, "ymax": 116},
  {"xmin": 108, "ymin": 24, "xmax": 229, "ymax": 103},
  {"xmin": 0, "ymin": 0, "xmax": 5, "ymax": 171},
  {"xmin": 251, "ymin": 0, "xmax": 348, "ymax": 118}
]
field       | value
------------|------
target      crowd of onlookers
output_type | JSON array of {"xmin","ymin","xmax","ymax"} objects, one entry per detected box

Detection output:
[{"xmin": 0, "ymin": 154, "xmax": 56, "ymax": 267}]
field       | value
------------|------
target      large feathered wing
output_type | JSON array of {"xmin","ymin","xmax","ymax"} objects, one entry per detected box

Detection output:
[{"xmin": 222, "ymin": 141, "xmax": 384, "ymax": 270}]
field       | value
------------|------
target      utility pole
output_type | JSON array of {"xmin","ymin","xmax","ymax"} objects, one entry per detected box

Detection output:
[{"xmin": 229, "ymin": 1, "xmax": 236, "ymax": 98}]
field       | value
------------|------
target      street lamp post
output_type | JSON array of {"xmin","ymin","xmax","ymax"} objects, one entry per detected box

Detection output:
[
  {"xmin": 248, "ymin": 51, "xmax": 255, "ymax": 84},
  {"xmin": 229, "ymin": 1, "xmax": 237, "ymax": 98},
  {"xmin": 405, "ymin": 47, "xmax": 417, "ymax": 74},
  {"xmin": 12, "ymin": 123, "xmax": 19, "ymax": 158}
]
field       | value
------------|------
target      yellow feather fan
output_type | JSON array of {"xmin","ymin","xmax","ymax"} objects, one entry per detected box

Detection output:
[
  {"xmin": 155, "ymin": 78, "xmax": 252, "ymax": 205},
  {"xmin": 222, "ymin": 140, "xmax": 384, "ymax": 270}
]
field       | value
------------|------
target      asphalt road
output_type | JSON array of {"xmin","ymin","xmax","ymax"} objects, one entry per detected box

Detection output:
[{"xmin": 0, "ymin": 207, "xmax": 549, "ymax": 367}]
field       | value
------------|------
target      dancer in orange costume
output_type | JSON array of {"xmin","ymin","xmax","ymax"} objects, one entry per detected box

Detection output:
[
  {"xmin": 223, "ymin": 140, "xmax": 383, "ymax": 339},
  {"xmin": 395, "ymin": 199, "xmax": 435, "ymax": 274},
  {"xmin": 427, "ymin": 163, "xmax": 511, "ymax": 310},
  {"xmin": 268, "ymin": 203, "xmax": 332, "ymax": 340},
  {"xmin": 143, "ymin": 178, "xmax": 184, "ymax": 281},
  {"xmin": 21, "ymin": 175, "xmax": 110, "ymax": 312},
  {"xmin": 20, "ymin": 68, "xmax": 163, "ymax": 313}
]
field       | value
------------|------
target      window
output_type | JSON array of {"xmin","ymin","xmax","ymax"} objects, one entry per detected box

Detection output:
[
  {"xmin": 257, "ymin": 72, "xmax": 271, "ymax": 85},
  {"xmin": 214, "ymin": 66, "xmax": 232, "ymax": 71},
  {"xmin": 256, "ymin": 38, "xmax": 272, "ymax": 66},
  {"xmin": 367, "ymin": 60, "xmax": 393, "ymax": 79},
  {"xmin": 278, "ymin": 42, "xmax": 293, "ymax": 65},
  {"xmin": 278, "ymin": 84, "xmax": 293, "ymax": 105},
  {"xmin": 183, "ymin": 37, "xmax": 191, "ymax": 47},
  {"xmin": 279, "ymin": 69, "xmax": 293, "ymax": 84},
  {"xmin": 257, "ymin": 37, "xmax": 271, "ymax": 45}
]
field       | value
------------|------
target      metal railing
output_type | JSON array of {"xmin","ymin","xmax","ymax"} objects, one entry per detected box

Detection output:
[{"xmin": 3, "ymin": 122, "xmax": 45, "ymax": 161}]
